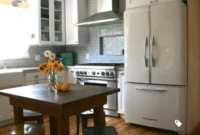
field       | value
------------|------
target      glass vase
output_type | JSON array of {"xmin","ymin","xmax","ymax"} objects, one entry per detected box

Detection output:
[{"xmin": 48, "ymin": 69, "xmax": 58, "ymax": 91}]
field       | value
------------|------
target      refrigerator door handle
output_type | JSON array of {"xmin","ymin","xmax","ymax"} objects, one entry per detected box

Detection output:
[
  {"xmin": 144, "ymin": 36, "xmax": 147, "ymax": 67},
  {"xmin": 136, "ymin": 87, "xmax": 166, "ymax": 91},
  {"xmin": 151, "ymin": 36, "xmax": 154, "ymax": 67}
]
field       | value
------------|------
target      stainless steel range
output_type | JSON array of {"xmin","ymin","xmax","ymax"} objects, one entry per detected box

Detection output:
[{"xmin": 73, "ymin": 63, "xmax": 123, "ymax": 117}]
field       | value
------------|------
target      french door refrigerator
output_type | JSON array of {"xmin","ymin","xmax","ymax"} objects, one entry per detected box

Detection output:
[{"xmin": 124, "ymin": 1, "xmax": 187, "ymax": 134}]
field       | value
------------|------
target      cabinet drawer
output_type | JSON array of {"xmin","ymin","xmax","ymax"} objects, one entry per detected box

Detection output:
[
  {"xmin": 125, "ymin": 83, "xmax": 187, "ymax": 132},
  {"xmin": 26, "ymin": 72, "xmax": 45, "ymax": 81},
  {"xmin": 26, "ymin": 80, "xmax": 45, "ymax": 86}
]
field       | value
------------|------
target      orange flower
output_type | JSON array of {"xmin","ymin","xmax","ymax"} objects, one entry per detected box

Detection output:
[
  {"xmin": 43, "ymin": 68, "xmax": 50, "ymax": 75},
  {"xmin": 38, "ymin": 64, "xmax": 45, "ymax": 72},
  {"xmin": 57, "ymin": 64, "xmax": 64, "ymax": 72},
  {"xmin": 47, "ymin": 63, "xmax": 53, "ymax": 68},
  {"xmin": 42, "ymin": 63, "xmax": 48, "ymax": 68},
  {"xmin": 53, "ymin": 62, "xmax": 59, "ymax": 70}
]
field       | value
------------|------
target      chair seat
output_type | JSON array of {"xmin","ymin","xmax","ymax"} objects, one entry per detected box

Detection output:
[
  {"xmin": 23, "ymin": 111, "xmax": 42, "ymax": 117},
  {"xmin": 10, "ymin": 123, "xmax": 45, "ymax": 135}
]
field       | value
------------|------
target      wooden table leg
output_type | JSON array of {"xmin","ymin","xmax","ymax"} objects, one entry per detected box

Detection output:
[
  {"xmin": 49, "ymin": 116, "xmax": 70, "ymax": 135},
  {"xmin": 94, "ymin": 105, "xmax": 105, "ymax": 126},
  {"xmin": 13, "ymin": 106, "xmax": 24, "ymax": 125}
]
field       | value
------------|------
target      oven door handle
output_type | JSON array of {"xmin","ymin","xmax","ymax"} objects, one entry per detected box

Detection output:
[{"xmin": 76, "ymin": 76, "xmax": 116, "ymax": 82}]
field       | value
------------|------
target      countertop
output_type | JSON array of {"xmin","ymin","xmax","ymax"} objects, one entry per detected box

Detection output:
[
  {"xmin": 0, "ymin": 66, "xmax": 73, "ymax": 74},
  {"xmin": 0, "ymin": 65, "xmax": 124, "ymax": 74}
]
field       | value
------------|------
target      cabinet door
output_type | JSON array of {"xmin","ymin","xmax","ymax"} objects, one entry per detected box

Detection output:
[
  {"xmin": 126, "ymin": 0, "xmax": 152, "ymax": 9},
  {"xmin": 39, "ymin": 0, "xmax": 52, "ymax": 45},
  {"xmin": 65, "ymin": 0, "xmax": 87, "ymax": 45},
  {"xmin": 66, "ymin": 0, "xmax": 78, "ymax": 45},
  {"xmin": 53, "ymin": 0, "xmax": 65, "ymax": 45},
  {"xmin": 117, "ymin": 71, "xmax": 125, "ymax": 114},
  {"xmin": 150, "ymin": 1, "xmax": 187, "ymax": 85},
  {"xmin": 0, "ymin": 96, "xmax": 6, "ymax": 121},
  {"xmin": 153, "ymin": 0, "xmax": 180, "ymax": 4},
  {"xmin": 71, "ymin": 72, "xmax": 77, "ymax": 84},
  {"xmin": 124, "ymin": 6, "xmax": 150, "ymax": 83},
  {"xmin": 5, "ymin": 97, "xmax": 14, "ymax": 119}
]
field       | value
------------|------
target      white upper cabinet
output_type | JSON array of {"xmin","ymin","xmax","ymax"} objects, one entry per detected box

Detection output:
[
  {"xmin": 65, "ymin": 0, "xmax": 87, "ymax": 45},
  {"xmin": 153, "ymin": 0, "xmax": 185, "ymax": 5},
  {"xmin": 126, "ymin": 0, "xmax": 153, "ymax": 9},
  {"xmin": 126, "ymin": 0, "xmax": 184, "ymax": 9},
  {"xmin": 39, "ymin": 0, "xmax": 65, "ymax": 45}
]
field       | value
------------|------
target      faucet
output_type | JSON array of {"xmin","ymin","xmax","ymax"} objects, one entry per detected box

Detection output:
[{"xmin": 3, "ymin": 60, "xmax": 7, "ymax": 70}]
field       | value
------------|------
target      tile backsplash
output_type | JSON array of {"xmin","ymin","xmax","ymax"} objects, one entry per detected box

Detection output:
[
  {"xmin": 0, "ymin": 46, "xmax": 66, "ymax": 69},
  {"xmin": 65, "ymin": 0, "xmax": 125, "ymax": 64},
  {"xmin": 102, "ymin": 35, "xmax": 124, "ymax": 56}
]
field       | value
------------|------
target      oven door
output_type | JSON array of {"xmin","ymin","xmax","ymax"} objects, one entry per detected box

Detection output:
[{"xmin": 76, "ymin": 77, "xmax": 117, "ymax": 111}]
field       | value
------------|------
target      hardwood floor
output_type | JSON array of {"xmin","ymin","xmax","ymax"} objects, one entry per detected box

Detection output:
[{"xmin": 0, "ymin": 115, "xmax": 184, "ymax": 135}]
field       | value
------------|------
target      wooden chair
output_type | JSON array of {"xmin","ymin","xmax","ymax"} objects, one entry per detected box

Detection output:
[
  {"xmin": 83, "ymin": 126, "xmax": 118, "ymax": 135},
  {"xmin": 23, "ymin": 110, "xmax": 43, "ymax": 124},
  {"xmin": 10, "ymin": 123, "xmax": 45, "ymax": 135},
  {"xmin": 76, "ymin": 110, "xmax": 106, "ymax": 135}
]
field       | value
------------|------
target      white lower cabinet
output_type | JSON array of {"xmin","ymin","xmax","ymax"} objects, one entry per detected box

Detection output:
[
  {"xmin": 71, "ymin": 70, "xmax": 77, "ymax": 84},
  {"xmin": 0, "ymin": 96, "xmax": 6, "ymax": 121},
  {"xmin": 0, "ymin": 72, "xmax": 23, "ymax": 126},
  {"xmin": 0, "ymin": 96, "xmax": 13, "ymax": 122},
  {"xmin": 117, "ymin": 71, "xmax": 125, "ymax": 115},
  {"xmin": 64, "ymin": 68, "xmax": 77, "ymax": 84},
  {"xmin": 4, "ymin": 97, "xmax": 14, "ymax": 119},
  {"xmin": 24, "ymin": 71, "xmax": 45, "ymax": 86}
]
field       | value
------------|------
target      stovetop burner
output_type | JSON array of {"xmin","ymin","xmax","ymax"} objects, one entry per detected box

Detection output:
[{"xmin": 77, "ymin": 63, "xmax": 124, "ymax": 66}]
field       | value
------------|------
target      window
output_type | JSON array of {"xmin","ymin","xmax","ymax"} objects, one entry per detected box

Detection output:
[{"xmin": 0, "ymin": 5, "xmax": 31, "ymax": 60}]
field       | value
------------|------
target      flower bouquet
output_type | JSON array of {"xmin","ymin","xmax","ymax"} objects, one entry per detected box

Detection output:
[{"xmin": 38, "ymin": 50, "xmax": 64, "ymax": 91}]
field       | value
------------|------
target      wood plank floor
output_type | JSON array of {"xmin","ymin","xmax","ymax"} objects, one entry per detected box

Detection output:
[{"xmin": 0, "ymin": 115, "xmax": 187, "ymax": 135}]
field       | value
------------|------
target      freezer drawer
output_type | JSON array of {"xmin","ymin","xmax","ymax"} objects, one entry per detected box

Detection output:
[{"xmin": 125, "ymin": 83, "xmax": 187, "ymax": 133}]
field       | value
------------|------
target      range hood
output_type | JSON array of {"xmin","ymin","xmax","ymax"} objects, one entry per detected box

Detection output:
[{"xmin": 74, "ymin": 0, "xmax": 123, "ymax": 27}]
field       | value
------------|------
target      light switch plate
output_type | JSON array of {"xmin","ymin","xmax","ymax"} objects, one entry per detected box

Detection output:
[
  {"xmin": 86, "ymin": 54, "xmax": 89, "ymax": 59},
  {"xmin": 35, "ymin": 55, "xmax": 40, "ymax": 61}
]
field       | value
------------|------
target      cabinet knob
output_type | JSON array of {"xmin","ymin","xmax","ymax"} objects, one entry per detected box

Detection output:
[
  {"xmin": 34, "ymin": 81, "xmax": 38, "ymax": 84},
  {"xmin": 34, "ymin": 75, "xmax": 38, "ymax": 78},
  {"xmin": 150, "ymin": 1, "xmax": 153, "ymax": 3},
  {"xmin": 71, "ymin": 70, "xmax": 74, "ymax": 73},
  {"xmin": 155, "ymin": 0, "xmax": 158, "ymax": 2}
]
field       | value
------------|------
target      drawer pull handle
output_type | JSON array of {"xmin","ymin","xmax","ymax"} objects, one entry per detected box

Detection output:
[
  {"xmin": 120, "ymin": 72, "xmax": 124, "ymax": 75},
  {"xmin": 143, "ymin": 117, "xmax": 157, "ymax": 121},
  {"xmin": 34, "ymin": 75, "xmax": 38, "ymax": 78},
  {"xmin": 136, "ymin": 87, "xmax": 166, "ymax": 91},
  {"xmin": 34, "ymin": 82, "xmax": 38, "ymax": 84}
]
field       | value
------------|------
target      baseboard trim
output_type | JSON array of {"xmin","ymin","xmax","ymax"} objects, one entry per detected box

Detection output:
[{"xmin": 0, "ymin": 119, "xmax": 14, "ymax": 127}]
